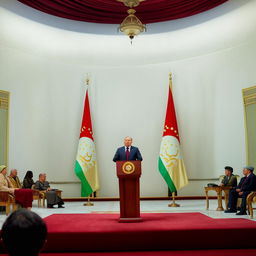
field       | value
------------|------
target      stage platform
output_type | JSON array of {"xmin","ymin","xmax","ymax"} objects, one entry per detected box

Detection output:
[
  {"xmin": 42, "ymin": 212, "xmax": 256, "ymax": 252},
  {"xmin": 1, "ymin": 249, "xmax": 256, "ymax": 256},
  {"xmin": 0, "ymin": 201, "xmax": 256, "ymax": 255}
]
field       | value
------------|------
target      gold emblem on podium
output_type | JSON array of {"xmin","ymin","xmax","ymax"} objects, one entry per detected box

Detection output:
[{"xmin": 122, "ymin": 162, "xmax": 135, "ymax": 174}]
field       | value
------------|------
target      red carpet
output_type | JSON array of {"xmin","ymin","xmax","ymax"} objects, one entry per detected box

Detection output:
[
  {"xmin": 2, "ymin": 249, "xmax": 256, "ymax": 256},
  {"xmin": 1, "ymin": 250, "xmax": 256, "ymax": 255},
  {"xmin": 39, "ymin": 250, "xmax": 256, "ymax": 256},
  {"xmin": 43, "ymin": 213, "xmax": 256, "ymax": 252}
]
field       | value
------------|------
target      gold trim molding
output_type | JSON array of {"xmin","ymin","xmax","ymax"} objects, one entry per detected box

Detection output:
[
  {"xmin": 0, "ymin": 90, "xmax": 9, "ymax": 110},
  {"xmin": 242, "ymin": 86, "xmax": 256, "ymax": 105},
  {"xmin": 242, "ymin": 85, "xmax": 256, "ymax": 165},
  {"xmin": 0, "ymin": 90, "xmax": 9, "ymax": 166}
]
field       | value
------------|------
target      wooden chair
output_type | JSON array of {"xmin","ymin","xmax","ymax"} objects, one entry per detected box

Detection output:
[
  {"xmin": 31, "ymin": 185, "xmax": 45, "ymax": 207},
  {"xmin": 219, "ymin": 175, "xmax": 240, "ymax": 209},
  {"xmin": 0, "ymin": 191, "xmax": 17, "ymax": 215},
  {"xmin": 247, "ymin": 191, "xmax": 256, "ymax": 218}
]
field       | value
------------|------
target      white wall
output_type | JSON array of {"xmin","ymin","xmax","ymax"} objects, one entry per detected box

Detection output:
[
  {"xmin": 1, "ymin": 0, "xmax": 256, "ymax": 197},
  {"xmin": 1, "ymin": 40, "xmax": 256, "ymax": 197}
]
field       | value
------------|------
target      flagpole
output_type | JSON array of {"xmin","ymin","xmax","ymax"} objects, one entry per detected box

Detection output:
[
  {"xmin": 82, "ymin": 73, "xmax": 94, "ymax": 207},
  {"xmin": 168, "ymin": 73, "xmax": 180, "ymax": 208}
]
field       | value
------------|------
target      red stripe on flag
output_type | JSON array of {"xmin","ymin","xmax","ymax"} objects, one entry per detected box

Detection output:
[
  {"xmin": 79, "ymin": 90, "xmax": 94, "ymax": 140},
  {"xmin": 163, "ymin": 87, "xmax": 180, "ymax": 142}
]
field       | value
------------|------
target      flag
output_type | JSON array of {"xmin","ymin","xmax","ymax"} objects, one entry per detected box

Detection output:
[
  {"xmin": 74, "ymin": 89, "xmax": 99, "ymax": 197},
  {"xmin": 158, "ymin": 76, "xmax": 188, "ymax": 193}
]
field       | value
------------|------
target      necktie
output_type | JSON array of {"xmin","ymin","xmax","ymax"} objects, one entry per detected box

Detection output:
[
  {"xmin": 241, "ymin": 177, "xmax": 248, "ymax": 189},
  {"xmin": 126, "ymin": 147, "xmax": 130, "ymax": 160}
]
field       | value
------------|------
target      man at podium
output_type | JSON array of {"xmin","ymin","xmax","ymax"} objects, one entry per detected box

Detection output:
[{"xmin": 113, "ymin": 136, "xmax": 143, "ymax": 162}]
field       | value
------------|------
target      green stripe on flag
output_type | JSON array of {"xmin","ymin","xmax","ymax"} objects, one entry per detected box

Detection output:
[
  {"xmin": 158, "ymin": 157, "xmax": 177, "ymax": 193},
  {"xmin": 75, "ymin": 160, "xmax": 93, "ymax": 197}
]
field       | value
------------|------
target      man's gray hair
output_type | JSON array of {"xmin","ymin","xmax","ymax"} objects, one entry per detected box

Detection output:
[
  {"xmin": 10, "ymin": 169, "xmax": 17, "ymax": 175},
  {"xmin": 39, "ymin": 173, "xmax": 46, "ymax": 178},
  {"xmin": 244, "ymin": 166, "xmax": 254, "ymax": 172},
  {"xmin": 124, "ymin": 136, "xmax": 133, "ymax": 140}
]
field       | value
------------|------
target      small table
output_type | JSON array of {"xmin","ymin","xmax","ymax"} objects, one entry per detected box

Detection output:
[{"xmin": 204, "ymin": 186, "xmax": 232, "ymax": 211}]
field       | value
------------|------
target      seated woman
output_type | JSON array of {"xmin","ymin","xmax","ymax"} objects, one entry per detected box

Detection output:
[
  {"xmin": 23, "ymin": 170, "xmax": 35, "ymax": 189},
  {"xmin": 35, "ymin": 173, "xmax": 64, "ymax": 208}
]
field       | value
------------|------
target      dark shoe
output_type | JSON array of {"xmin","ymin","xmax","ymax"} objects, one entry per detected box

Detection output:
[
  {"xmin": 224, "ymin": 209, "xmax": 237, "ymax": 213},
  {"xmin": 58, "ymin": 205, "xmax": 65, "ymax": 208},
  {"xmin": 47, "ymin": 204, "xmax": 54, "ymax": 208},
  {"xmin": 236, "ymin": 211, "xmax": 247, "ymax": 215}
]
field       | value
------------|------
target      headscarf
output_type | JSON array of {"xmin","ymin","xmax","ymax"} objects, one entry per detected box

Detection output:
[{"xmin": 0, "ymin": 165, "xmax": 7, "ymax": 173}]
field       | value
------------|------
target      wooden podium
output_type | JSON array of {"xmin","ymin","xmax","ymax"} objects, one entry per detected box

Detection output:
[{"xmin": 116, "ymin": 160, "xmax": 142, "ymax": 222}]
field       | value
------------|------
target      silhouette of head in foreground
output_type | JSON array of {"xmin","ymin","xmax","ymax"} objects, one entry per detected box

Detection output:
[{"xmin": 1, "ymin": 209, "xmax": 47, "ymax": 256}]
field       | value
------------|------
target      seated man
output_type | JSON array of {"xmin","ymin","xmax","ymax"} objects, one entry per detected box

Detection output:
[
  {"xmin": 35, "ymin": 173, "xmax": 64, "ymax": 208},
  {"xmin": 225, "ymin": 166, "xmax": 256, "ymax": 215},
  {"xmin": 220, "ymin": 166, "xmax": 237, "ymax": 187},
  {"xmin": 1, "ymin": 209, "xmax": 47, "ymax": 256},
  {"xmin": 8, "ymin": 169, "xmax": 22, "ymax": 188}
]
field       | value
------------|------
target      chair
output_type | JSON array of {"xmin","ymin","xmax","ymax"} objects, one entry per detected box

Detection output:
[
  {"xmin": 0, "ymin": 191, "xmax": 17, "ymax": 215},
  {"xmin": 246, "ymin": 191, "xmax": 256, "ymax": 218},
  {"xmin": 219, "ymin": 175, "xmax": 240, "ymax": 209},
  {"xmin": 31, "ymin": 185, "xmax": 45, "ymax": 207}
]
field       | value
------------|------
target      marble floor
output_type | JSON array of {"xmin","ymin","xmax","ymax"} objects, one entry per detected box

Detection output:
[{"xmin": 0, "ymin": 199, "xmax": 255, "ymax": 226}]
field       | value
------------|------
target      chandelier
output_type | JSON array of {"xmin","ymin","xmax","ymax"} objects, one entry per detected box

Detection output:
[{"xmin": 117, "ymin": 0, "xmax": 146, "ymax": 42}]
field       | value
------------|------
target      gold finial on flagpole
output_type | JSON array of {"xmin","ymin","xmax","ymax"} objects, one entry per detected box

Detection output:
[
  {"xmin": 85, "ymin": 73, "xmax": 91, "ymax": 86},
  {"xmin": 169, "ymin": 72, "xmax": 173, "ymax": 91},
  {"xmin": 169, "ymin": 72, "xmax": 172, "ymax": 81}
]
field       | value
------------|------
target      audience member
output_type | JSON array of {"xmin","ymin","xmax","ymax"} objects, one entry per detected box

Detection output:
[
  {"xmin": 1, "ymin": 208, "xmax": 47, "ymax": 256},
  {"xmin": 220, "ymin": 166, "xmax": 237, "ymax": 187},
  {"xmin": 8, "ymin": 169, "xmax": 22, "ymax": 189},
  {"xmin": 225, "ymin": 166, "xmax": 256, "ymax": 215},
  {"xmin": 0, "ymin": 165, "xmax": 15, "ymax": 194},
  {"xmin": 35, "ymin": 173, "xmax": 64, "ymax": 208},
  {"xmin": 0, "ymin": 166, "xmax": 33, "ymax": 209},
  {"xmin": 22, "ymin": 170, "xmax": 35, "ymax": 189}
]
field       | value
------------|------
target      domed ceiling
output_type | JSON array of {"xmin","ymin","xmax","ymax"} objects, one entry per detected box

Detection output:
[
  {"xmin": 2, "ymin": 0, "xmax": 255, "ymax": 66},
  {"xmin": 17, "ymin": 0, "xmax": 228, "ymax": 24}
]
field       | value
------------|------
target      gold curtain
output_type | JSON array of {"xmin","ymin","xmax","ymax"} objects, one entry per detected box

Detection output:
[
  {"xmin": 0, "ymin": 90, "xmax": 9, "ymax": 166},
  {"xmin": 242, "ymin": 86, "xmax": 256, "ymax": 167}
]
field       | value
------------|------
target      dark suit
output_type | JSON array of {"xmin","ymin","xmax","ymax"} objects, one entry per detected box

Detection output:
[
  {"xmin": 228, "ymin": 173, "xmax": 256, "ymax": 212},
  {"xmin": 113, "ymin": 146, "xmax": 143, "ymax": 162}
]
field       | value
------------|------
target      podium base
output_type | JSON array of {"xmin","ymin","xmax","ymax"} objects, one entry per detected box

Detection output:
[{"xmin": 119, "ymin": 217, "xmax": 142, "ymax": 223}]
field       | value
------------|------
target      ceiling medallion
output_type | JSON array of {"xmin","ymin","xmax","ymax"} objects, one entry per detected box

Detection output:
[{"xmin": 117, "ymin": 0, "xmax": 146, "ymax": 43}]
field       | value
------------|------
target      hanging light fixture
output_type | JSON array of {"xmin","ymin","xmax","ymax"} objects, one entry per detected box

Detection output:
[{"xmin": 117, "ymin": 0, "xmax": 146, "ymax": 42}]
